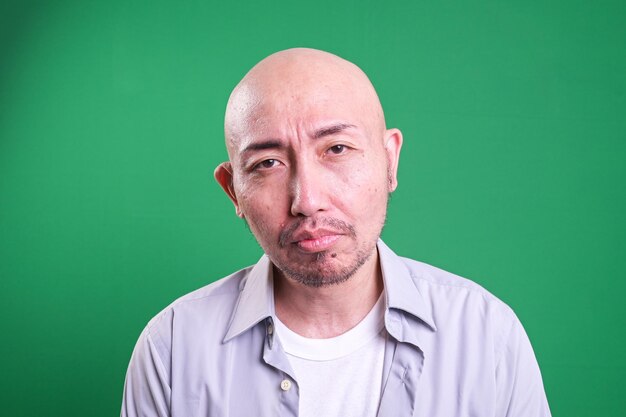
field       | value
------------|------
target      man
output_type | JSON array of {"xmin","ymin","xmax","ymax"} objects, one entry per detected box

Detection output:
[{"xmin": 121, "ymin": 48, "xmax": 551, "ymax": 417}]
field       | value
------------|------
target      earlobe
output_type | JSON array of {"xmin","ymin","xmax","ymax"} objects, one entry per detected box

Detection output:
[
  {"xmin": 384, "ymin": 128, "xmax": 403, "ymax": 192},
  {"xmin": 214, "ymin": 162, "xmax": 244, "ymax": 218}
]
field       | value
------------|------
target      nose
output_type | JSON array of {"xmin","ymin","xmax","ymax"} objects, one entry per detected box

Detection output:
[{"xmin": 289, "ymin": 162, "xmax": 328, "ymax": 217}]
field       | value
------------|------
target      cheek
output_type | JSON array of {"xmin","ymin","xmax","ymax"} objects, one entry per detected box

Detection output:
[
  {"xmin": 238, "ymin": 185, "xmax": 286, "ymax": 235},
  {"xmin": 241, "ymin": 194, "xmax": 274, "ymax": 221},
  {"xmin": 337, "ymin": 157, "xmax": 388, "ymax": 200}
]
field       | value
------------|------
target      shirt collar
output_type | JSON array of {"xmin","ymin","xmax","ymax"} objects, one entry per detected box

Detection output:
[
  {"xmin": 223, "ymin": 254, "xmax": 275, "ymax": 343},
  {"xmin": 377, "ymin": 239, "xmax": 437, "ymax": 332},
  {"xmin": 223, "ymin": 239, "xmax": 437, "ymax": 343}
]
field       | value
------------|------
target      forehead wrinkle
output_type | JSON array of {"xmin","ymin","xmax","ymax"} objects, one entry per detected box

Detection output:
[
  {"xmin": 313, "ymin": 123, "xmax": 357, "ymax": 139},
  {"xmin": 241, "ymin": 139, "xmax": 285, "ymax": 156}
]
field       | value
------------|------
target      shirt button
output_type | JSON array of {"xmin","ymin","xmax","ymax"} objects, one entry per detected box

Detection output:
[{"xmin": 280, "ymin": 379, "xmax": 292, "ymax": 391}]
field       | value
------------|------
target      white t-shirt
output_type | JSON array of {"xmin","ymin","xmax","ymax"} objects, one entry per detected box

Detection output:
[{"xmin": 274, "ymin": 294, "xmax": 387, "ymax": 417}]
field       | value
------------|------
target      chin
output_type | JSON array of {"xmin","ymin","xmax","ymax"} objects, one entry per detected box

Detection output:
[{"xmin": 274, "ymin": 246, "xmax": 373, "ymax": 288}]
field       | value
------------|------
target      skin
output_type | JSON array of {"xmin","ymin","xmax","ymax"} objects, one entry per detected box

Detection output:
[{"xmin": 215, "ymin": 48, "xmax": 403, "ymax": 338}]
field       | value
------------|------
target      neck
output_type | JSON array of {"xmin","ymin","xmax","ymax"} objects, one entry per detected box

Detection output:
[{"xmin": 273, "ymin": 248, "xmax": 383, "ymax": 338}]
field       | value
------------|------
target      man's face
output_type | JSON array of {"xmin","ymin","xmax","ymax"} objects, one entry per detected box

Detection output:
[{"xmin": 217, "ymin": 60, "xmax": 401, "ymax": 287}]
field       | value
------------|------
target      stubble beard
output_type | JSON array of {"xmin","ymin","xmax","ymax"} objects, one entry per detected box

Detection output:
[
  {"xmin": 274, "ymin": 212, "xmax": 386, "ymax": 288},
  {"xmin": 277, "ymin": 244, "xmax": 374, "ymax": 288}
]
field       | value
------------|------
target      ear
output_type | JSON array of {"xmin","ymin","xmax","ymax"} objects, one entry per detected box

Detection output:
[
  {"xmin": 384, "ymin": 128, "xmax": 403, "ymax": 192},
  {"xmin": 214, "ymin": 162, "xmax": 244, "ymax": 218}
]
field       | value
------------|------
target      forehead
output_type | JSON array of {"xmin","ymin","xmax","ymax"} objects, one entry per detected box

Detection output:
[
  {"xmin": 255, "ymin": 92, "xmax": 362, "ymax": 131},
  {"xmin": 227, "ymin": 81, "xmax": 375, "ymax": 152}
]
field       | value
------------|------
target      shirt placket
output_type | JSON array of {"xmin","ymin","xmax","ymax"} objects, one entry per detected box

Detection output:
[
  {"xmin": 262, "ymin": 317, "xmax": 300, "ymax": 416},
  {"xmin": 377, "ymin": 314, "xmax": 425, "ymax": 417}
]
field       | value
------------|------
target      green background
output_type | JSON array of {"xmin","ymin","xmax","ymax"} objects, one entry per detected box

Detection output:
[{"xmin": 1, "ymin": 1, "xmax": 624, "ymax": 415}]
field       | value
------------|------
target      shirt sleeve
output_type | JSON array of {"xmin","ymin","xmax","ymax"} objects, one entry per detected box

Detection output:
[
  {"xmin": 121, "ymin": 330, "xmax": 172, "ymax": 417},
  {"xmin": 495, "ymin": 316, "xmax": 551, "ymax": 417}
]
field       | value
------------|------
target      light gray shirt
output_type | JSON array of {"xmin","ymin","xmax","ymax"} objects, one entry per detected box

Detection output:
[{"xmin": 121, "ymin": 240, "xmax": 551, "ymax": 417}]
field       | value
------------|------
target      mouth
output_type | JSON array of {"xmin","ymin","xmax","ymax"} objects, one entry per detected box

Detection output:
[
  {"xmin": 291, "ymin": 230, "xmax": 343, "ymax": 253},
  {"xmin": 279, "ymin": 218, "xmax": 356, "ymax": 253}
]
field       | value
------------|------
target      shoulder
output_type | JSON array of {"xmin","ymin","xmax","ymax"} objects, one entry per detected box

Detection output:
[
  {"xmin": 139, "ymin": 264, "xmax": 254, "ymax": 355},
  {"xmin": 152, "ymin": 266, "xmax": 249, "ymax": 320},
  {"xmin": 397, "ymin": 255, "xmax": 519, "ymax": 355},
  {"xmin": 399, "ymin": 255, "xmax": 526, "ymax": 367},
  {"xmin": 400, "ymin": 255, "xmax": 514, "ymax": 314},
  {"xmin": 379, "ymin": 240, "xmax": 511, "ymax": 317},
  {"xmin": 403, "ymin": 257, "xmax": 503, "ymax": 294}
]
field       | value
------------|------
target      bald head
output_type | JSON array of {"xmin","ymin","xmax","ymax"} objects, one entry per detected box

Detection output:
[
  {"xmin": 224, "ymin": 48, "xmax": 386, "ymax": 158},
  {"xmin": 214, "ymin": 48, "xmax": 403, "ymax": 285}
]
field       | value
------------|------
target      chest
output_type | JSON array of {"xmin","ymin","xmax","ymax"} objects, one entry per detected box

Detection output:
[{"xmin": 168, "ymin": 327, "xmax": 498, "ymax": 417}]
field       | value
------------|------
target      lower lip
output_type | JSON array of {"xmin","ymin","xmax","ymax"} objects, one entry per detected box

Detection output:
[{"xmin": 295, "ymin": 235, "xmax": 341, "ymax": 252}]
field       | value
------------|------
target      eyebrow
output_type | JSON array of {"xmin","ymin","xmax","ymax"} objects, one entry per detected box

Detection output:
[
  {"xmin": 240, "ymin": 123, "xmax": 357, "ymax": 156},
  {"xmin": 241, "ymin": 140, "xmax": 284, "ymax": 155},
  {"xmin": 313, "ymin": 123, "xmax": 356, "ymax": 139}
]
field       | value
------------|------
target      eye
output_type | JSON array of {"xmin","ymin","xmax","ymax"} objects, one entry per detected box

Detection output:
[
  {"xmin": 328, "ymin": 144, "xmax": 347, "ymax": 155},
  {"xmin": 254, "ymin": 159, "xmax": 280, "ymax": 170}
]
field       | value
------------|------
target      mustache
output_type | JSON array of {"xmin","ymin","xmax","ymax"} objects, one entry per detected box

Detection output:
[{"xmin": 279, "ymin": 217, "xmax": 356, "ymax": 247}]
